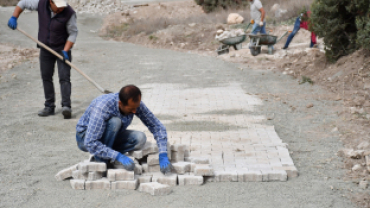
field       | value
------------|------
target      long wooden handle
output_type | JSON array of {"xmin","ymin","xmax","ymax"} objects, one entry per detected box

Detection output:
[{"xmin": 17, "ymin": 27, "xmax": 106, "ymax": 93}]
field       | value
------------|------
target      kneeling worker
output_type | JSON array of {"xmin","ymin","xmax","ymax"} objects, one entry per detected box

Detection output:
[{"xmin": 76, "ymin": 85, "xmax": 173, "ymax": 174}]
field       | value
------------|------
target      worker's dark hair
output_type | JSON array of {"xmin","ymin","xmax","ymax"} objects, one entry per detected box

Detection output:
[{"xmin": 119, "ymin": 85, "xmax": 142, "ymax": 106}]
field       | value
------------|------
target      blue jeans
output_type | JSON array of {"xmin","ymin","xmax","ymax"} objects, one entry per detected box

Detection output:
[
  {"xmin": 284, "ymin": 17, "xmax": 316, "ymax": 49},
  {"xmin": 76, "ymin": 117, "xmax": 147, "ymax": 164},
  {"xmin": 251, "ymin": 22, "xmax": 267, "ymax": 35}
]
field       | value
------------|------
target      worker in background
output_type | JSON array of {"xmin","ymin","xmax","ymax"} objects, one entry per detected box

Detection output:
[
  {"xmin": 282, "ymin": 10, "xmax": 317, "ymax": 49},
  {"xmin": 7, "ymin": 0, "xmax": 78, "ymax": 119},
  {"xmin": 249, "ymin": 0, "xmax": 266, "ymax": 35}
]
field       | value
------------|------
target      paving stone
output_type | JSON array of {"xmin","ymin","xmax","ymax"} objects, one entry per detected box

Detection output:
[
  {"xmin": 171, "ymin": 151, "xmax": 185, "ymax": 163},
  {"xmin": 171, "ymin": 144, "xmax": 187, "ymax": 152},
  {"xmin": 134, "ymin": 164, "xmax": 142, "ymax": 175},
  {"xmin": 214, "ymin": 171, "xmax": 238, "ymax": 182},
  {"xmin": 138, "ymin": 175, "xmax": 152, "ymax": 184},
  {"xmin": 194, "ymin": 164, "xmax": 214, "ymax": 176},
  {"xmin": 178, "ymin": 175, "xmax": 203, "ymax": 185},
  {"xmin": 142, "ymin": 141, "xmax": 159, "ymax": 157},
  {"xmin": 142, "ymin": 162, "xmax": 148, "ymax": 173},
  {"xmin": 111, "ymin": 178, "xmax": 139, "ymax": 190},
  {"xmin": 87, "ymin": 171, "xmax": 103, "ymax": 181},
  {"xmin": 107, "ymin": 169, "xmax": 135, "ymax": 182},
  {"xmin": 147, "ymin": 154, "xmax": 159, "ymax": 165},
  {"xmin": 127, "ymin": 150, "xmax": 143, "ymax": 159},
  {"xmin": 77, "ymin": 162, "xmax": 107, "ymax": 173},
  {"xmin": 148, "ymin": 164, "xmax": 160, "ymax": 172},
  {"xmin": 152, "ymin": 173, "xmax": 178, "ymax": 186},
  {"xmin": 172, "ymin": 162, "xmax": 191, "ymax": 174},
  {"xmin": 138, "ymin": 182, "xmax": 172, "ymax": 196},
  {"xmin": 70, "ymin": 179, "xmax": 85, "ymax": 190},
  {"xmin": 190, "ymin": 157, "xmax": 210, "ymax": 164},
  {"xmin": 55, "ymin": 164, "xmax": 77, "ymax": 181},
  {"xmin": 237, "ymin": 170, "xmax": 263, "ymax": 182},
  {"xmin": 266, "ymin": 170, "xmax": 287, "ymax": 181},
  {"xmin": 273, "ymin": 166, "xmax": 299, "ymax": 178},
  {"xmin": 85, "ymin": 178, "xmax": 110, "ymax": 190},
  {"xmin": 72, "ymin": 170, "xmax": 88, "ymax": 180}
]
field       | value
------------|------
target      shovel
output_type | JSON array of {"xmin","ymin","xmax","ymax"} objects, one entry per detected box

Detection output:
[{"xmin": 17, "ymin": 27, "xmax": 113, "ymax": 94}]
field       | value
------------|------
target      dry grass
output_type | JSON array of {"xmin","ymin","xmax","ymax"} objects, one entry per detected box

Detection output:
[{"xmin": 0, "ymin": 0, "xmax": 19, "ymax": 6}]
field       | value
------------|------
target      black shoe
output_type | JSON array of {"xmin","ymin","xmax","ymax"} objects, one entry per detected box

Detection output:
[
  {"xmin": 62, "ymin": 106, "xmax": 72, "ymax": 119},
  {"xmin": 38, "ymin": 107, "xmax": 55, "ymax": 117}
]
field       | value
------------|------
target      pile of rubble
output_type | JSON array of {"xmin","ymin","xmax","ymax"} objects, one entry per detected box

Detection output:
[
  {"xmin": 67, "ymin": 0, "xmax": 131, "ymax": 14},
  {"xmin": 55, "ymin": 141, "xmax": 213, "ymax": 195},
  {"xmin": 215, "ymin": 29, "xmax": 245, "ymax": 41}
]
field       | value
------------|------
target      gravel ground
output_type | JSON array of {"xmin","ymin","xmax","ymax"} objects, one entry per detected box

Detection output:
[{"xmin": 0, "ymin": 7, "xmax": 361, "ymax": 208}]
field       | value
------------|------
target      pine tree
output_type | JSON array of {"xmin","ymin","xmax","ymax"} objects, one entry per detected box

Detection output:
[{"xmin": 310, "ymin": 0, "xmax": 370, "ymax": 62}]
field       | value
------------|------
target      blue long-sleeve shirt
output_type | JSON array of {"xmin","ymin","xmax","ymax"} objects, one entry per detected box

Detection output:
[{"xmin": 76, "ymin": 93, "xmax": 168, "ymax": 161}]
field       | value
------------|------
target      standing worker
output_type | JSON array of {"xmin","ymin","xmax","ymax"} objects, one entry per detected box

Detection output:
[
  {"xmin": 249, "ymin": 0, "xmax": 266, "ymax": 35},
  {"xmin": 75, "ymin": 85, "xmax": 173, "ymax": 174},
  {"xmin": 282, "ymin": 11, "xmax": 317, "ymax": 49},
  {"xmin": 7, "ymin": 0, "xmax": 78, "ymax": 119}
]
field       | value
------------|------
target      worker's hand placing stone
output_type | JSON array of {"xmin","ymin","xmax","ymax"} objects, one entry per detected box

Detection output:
[
  {"xmin": 7, "ymin": 16, "xmax": 18, "ymax": 30},
  {"xmin": 159, "ymin": 152, "xmax": 173, "ymax": 174},
  {"xmin": 115, "ymin": 153, "xmax": 135, "ymax": 171}
]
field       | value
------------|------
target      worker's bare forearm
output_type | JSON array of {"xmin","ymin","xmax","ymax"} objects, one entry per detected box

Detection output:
[
  {"xmin": 12, "ymin": 6, "xmax": 23, "ymax": 18},
  {"xmin": 260, "ymin": 8, "xmax": 265, "ymax": 22},
  {"xmin": 63, "ymin": 41, "xmax": 74, "ymax": 52}
]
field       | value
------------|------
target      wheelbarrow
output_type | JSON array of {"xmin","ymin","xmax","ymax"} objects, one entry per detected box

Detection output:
[
  {"xmin": 249, "ymin": 31, "xmax": 289, "ymax": 56},
  {"xmin": 216, "ymin": 23, "xmax": 251, "ymax": 56}
]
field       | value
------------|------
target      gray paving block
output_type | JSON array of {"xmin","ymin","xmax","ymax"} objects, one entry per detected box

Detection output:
[
  {"xmin": 77, "ymin": 162, "xmax": 107, "ymax": 173},
  {"xmin": 148, "ymin": 164, "xmax": 160, "ymax": 172},
  {"xmin": 70, "ymin": 179, "xmax": 85, "ymax": 190},
  {"xmin": 141, "ymin": 141, "xmax": 159, "ymax": 157},
  {"xmin": 147, "ymin": 153, "xmax": 159, "ymax": 165},
  {"xmin": 172, "ymin": 162, "xmax": 191, "ymax": 174},
  {"xmin": 142, "ymin": 162, "xmax": 148, "ymax": 173},
  {"xmin": 190, "ymin": 157, "xmax": 210, "ymax": 164},
  {"xmin": 190, "ymin": 163, "xmax": 197, "ymax": 172},
  {"xmin": 107, "ymin": 169, "xmax": 135, "ymax": 182},
  {"xmin": 55, "ymin": 164, "xmax": 77, "ymax": 181},
  {"xmin": 238, "ymin": 171, "xmax": 263, "ymax": 182},
  {"xmin": 273, "ymin": 166, "xmax": 299, "ymax": 178},
  {"xmin": 171, "ymin": 144, "xmax": 187, "ymax": 152},
  {"xmin": 171, "ymin": 151, "xmax": 184, "ymax": 163},
  {"xmin": 267, "ymin": 170, "xmax": 287, "ymax": 182},
  {"xmin": 72, "ymin": 170, "xmax": 87, "ymax": 180},
  {"xmin": 138, "ymin": 182, "xmax": 172, "ymax": 196},
  {"xmin": 134, "ymin": 164, "xmax": 142, "ymax": 175},
  {"xmin": 214, "ymin": 171, "xmax": 238, "ymax": 182},
  {"xmin": 85, "ymin": 178, "xmax": 110, "ymax": 190},
  {"xmin": 152, "ymin": 173, "xmax": 178, "ymax": 186},
  {"xmin": 138, "ymin": 175, "xmax": 152, "ymax": 184},
  {"xmin": 128, "ymin": 150, "xmax": 143, "ymax": 159},
  {"xmin": 111, "ymin": 178, "xmax": 139, "ymax": 190},
  {"xmin": 87, "ymin": 171, "xmax": 103, "ymax": 181},
  {"xmin": 194, "ymin": 164, "xmax": 214, "ymax": 176},
  {"xmin": 178, "ymin": 175, "xmax": 203, "ymax": 185}
]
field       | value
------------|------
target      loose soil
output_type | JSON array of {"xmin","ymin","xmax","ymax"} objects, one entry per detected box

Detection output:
[
  {"xmin": 100, "ymin": 1, "xmax": 370, "ymax": 207},
  {"xmin": 0, "ymin": 43, "xmax": 38, "ymax": 74}
]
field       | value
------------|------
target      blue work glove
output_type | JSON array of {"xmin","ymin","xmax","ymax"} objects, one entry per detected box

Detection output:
[
  {"xmin": 115, "ymin": 153, "xmax": 135, "ymax": 171},
  {"xmin": 8, "ymin": 16, "xmax": 17, "ymax": 30},
  {"xmin": 159, "ymin": 152, "xmax": 173, "ymax": 174},
  {"xmin": 62, "ymin": 50, "xmax": 70, "ymax": 62}
]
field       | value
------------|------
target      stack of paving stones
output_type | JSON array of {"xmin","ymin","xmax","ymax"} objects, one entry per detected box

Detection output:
[{"xmin": 55, "ymin": 142, "xmax": 209, "ymax": 195}]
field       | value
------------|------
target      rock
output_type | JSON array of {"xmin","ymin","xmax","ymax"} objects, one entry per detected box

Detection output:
[
  {"xmin": 357, "ymin": 142, "xmax": 370, "ymax": 150},
  {"xmin": 359, "ymin": 181, "xmax": 368, "ymax": 189},
  {"xmin": 337, "ymin": 149, "xmax": 364, "ymax": 159},
  {"xmin": 352, "ymin": 164, "xmax": 362, "ymax": 171},
  {"xmin": 227, "ymin": 13, "xmax": 244, "ymax": 25},
  {"xmin": 335, "ymin": 94, "xmax": 342, "ymax": 101},
  {"xmin": 216, "ymin": 30, "xmax": 224, "ymax": 35},
  {"xmin": 8, "ymin": 64, "xmax": 13, "ymax": 69},
  {"xmin": 188, "ymin": 23, "xmax": 196, "ymax": 27},
  {"xmin": 306, "ymin": 103, "xmax": 313, "ymax": 108},
  {"xmin": 331, "ymin": 127, "xmax": 338, "ymax": 132}
]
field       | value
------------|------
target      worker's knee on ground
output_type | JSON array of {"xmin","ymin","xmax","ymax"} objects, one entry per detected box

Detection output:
[
  {"xmin": 133, "ymin": 132, "xmax": 146, "ymax": 150},
  {"xmin": 107, "ymin": 117, "xmax": 122, "ymax": 133}
]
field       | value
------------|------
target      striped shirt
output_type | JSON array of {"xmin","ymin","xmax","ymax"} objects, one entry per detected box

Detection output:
[{"xmin": 76, "ymin": 93, "xmax": 167, "ymax": 161}]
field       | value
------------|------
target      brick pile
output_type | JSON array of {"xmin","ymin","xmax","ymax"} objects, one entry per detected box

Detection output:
[{"xmin": 55, "ymin": 142, "xmax": 208, "ymax": 195}]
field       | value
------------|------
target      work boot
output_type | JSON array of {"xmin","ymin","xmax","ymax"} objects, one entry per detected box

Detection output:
[
  {"xmin": 62, "ymin": 106, "xmax": 72, "ymax": 119},
  {"xmin": 38, "ymin": 107, "xmax": 55, "ymax": 117}
]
